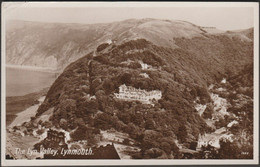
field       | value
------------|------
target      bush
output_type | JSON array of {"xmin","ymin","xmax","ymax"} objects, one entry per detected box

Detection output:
[
  {"xmin": 36, "ymin": 129, "xmax": 45, "ymax": 135},
  {"xmin": 70, "ymin": 126, "xmax": 88, "ymax": 141},
  {"xmin": 96, "ymin": 43, "xmax": 110, "ymax": 52},
  {"xmin": 123, "ymin": 138, "xmax": 130, "ymax": 145}
]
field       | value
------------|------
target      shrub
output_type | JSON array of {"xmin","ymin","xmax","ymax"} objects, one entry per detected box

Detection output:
[{"xmin": 96, "ymin": 43, "xmax": 110, "ymax": 52}]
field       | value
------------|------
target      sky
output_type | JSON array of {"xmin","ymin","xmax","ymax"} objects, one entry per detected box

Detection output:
[{"xmin": 2, "ymin": 2, "xmax": 255, "ymax": 30}]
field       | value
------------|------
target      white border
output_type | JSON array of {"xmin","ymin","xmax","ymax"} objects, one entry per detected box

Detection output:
[
  {"xmin": 2, "ymin": 1, "xmax": 259, "ymax": 8},
  {"xmin": 1, "ymin": 2, "xmax": 259, "ymax": 166}
]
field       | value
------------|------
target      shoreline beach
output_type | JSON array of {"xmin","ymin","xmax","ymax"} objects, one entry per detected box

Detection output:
[
  {"xmin": 6, "ymin": 88, "xmax": 49, "ymax": 126},
  {"xmin": 8, "ymin": 96, "xmax": 45, "ymax": 128},
  {"xmin": 6, "ymin": 64, "xmax": 59, "ymax": 73}
]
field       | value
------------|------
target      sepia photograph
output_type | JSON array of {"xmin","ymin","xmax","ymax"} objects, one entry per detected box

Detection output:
[{"xmin": 1, "ymin": 1, "xmax": 259, "ymax": 166}]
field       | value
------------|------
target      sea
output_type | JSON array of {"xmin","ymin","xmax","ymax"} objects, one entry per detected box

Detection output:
[{"xmin": 6, "ymin": 67, "xmax": 56, "ymax": 97}]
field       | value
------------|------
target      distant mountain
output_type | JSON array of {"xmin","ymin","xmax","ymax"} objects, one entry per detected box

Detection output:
[{"xmin": 5, "ymin": 19, "xmax": 253, "ymax": 71}]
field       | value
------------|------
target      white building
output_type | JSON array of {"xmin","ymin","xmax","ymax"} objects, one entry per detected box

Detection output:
[
  {"xmin": 227, "ymin": 120, "xmax": 239, "ymax": 128},
  {"xmin": 221, "ymin": 78, "xmax": 226, "ymax": 84},
  {"xmin": 114, "ymin": 84, "xmax": 162, "ymax": 104},
  {"xmin": 106, "ymin": 39, "xmax": 113, "ymax": 44},
  {"xmin": 140, "ymin": 73, "xmax": 149, "ymax": 78},
  {"xmin": 197, "ymin": 132, "xmax": 234, "ymax": 150},
  {"xmin": 139, "ymin": 61, "xmax": 153, "ymax": 70},
  {"xmin": 197, "ymin": 133, "xmax": 220, "ymax": 149}
]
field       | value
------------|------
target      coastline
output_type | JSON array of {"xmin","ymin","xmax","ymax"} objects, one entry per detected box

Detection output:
[
  {"xmin": 8, "ymin": 101, "xmax": 41, "ymax": 128},
  {"xmin": 6, "ymin": 64, "xmax": 59, "ymax": 73},
  {"xmin": 6, "ymin": 88, "xmax": 49, "ymax": 126},
  {"xmin": 8, "ymin": 96, "xmax": 45, "ymax": 128}
]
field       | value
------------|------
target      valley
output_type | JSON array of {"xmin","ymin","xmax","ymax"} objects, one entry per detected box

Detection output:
[
  {"xmin": 5, "ymin": 18, "xmax": 254, "ymax": 160},
  {"xmin": 6, "ymin": 74, "xmax": 253, "ymax": 159}
]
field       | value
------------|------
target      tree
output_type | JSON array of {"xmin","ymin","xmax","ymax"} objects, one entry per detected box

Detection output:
[
  {"xmin": 120, "ymin": 73, "xmax": 132, "ymax": 84},
  {"xmin": 60, "ymin": 118, "xmax": 68, "ymax": 130},
  {"xmin": 129, "ymin": 62, "xmax": 142, "ymax": 69},
  {"xmin": 196, "ymin": 144, "xmax": 219, "ymax": 159},
  {"xmin": 96, "ymin": 43, "xmax": 109, "ymax": 52},
  {"xmin": 160, "ymin": 142, "xmax": 171, "ymax": 154},
  {"xmin": 202, "ymin": 104, "xmax": 214, "ymax": 119},
  {"xmin": 102, "ymin": 78, "xmax": 115, "ymax": 94},
  {"xmin": 142, "ymin": 131, "xmax": 162, "ymax": 150},
  {"xmin": 70, "ymin": 126, "xmax": 88, "ymax": 141},
  {"xmin": 177, "ymin": 126, "xmax": 188, "ymax": 143},
  {"xmin": 217, "ymin": 139, "xmax": 239, "ymax": 159},
  {"xmin": 86, "ymin": 100, "xmax": 99, "ymax": 114},
  {"xmin": 123, "ymin": 138, "xmax": 130, "ymax": 145},
  {"xmin": 143, "ymin": 148, "xmax": 164, "ymax": 159},
  {"xmin": 145, "ymin": 119, "xmax": 155, "ymax": 130},
  {"xmin": 196, "ymin": 86, "xmax": 210, "ymax": 104}
]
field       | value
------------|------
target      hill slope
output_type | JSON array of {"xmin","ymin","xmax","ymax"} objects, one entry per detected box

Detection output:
[
  {"xmin": 7, "ymin": 19, "xmax": 253, "ymax": 158},
  {"xmin": 6, "ymin": 19, "xmax": 252, "ymax": 71},
  {"xmin": 32, "ymin": 25, "xmax": 253, "ymax": 156}
]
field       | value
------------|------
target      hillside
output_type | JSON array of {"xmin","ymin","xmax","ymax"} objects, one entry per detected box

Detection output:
[
  {"xmin": 5, "ymin": 19, "xmax": 253, "ymax": 71},
  {"xmin": 29, "ymin": 22, "xmax": 254, "ymax": 157},
  {"xmin": 6, "ymin": 18, "xmax": 254, "ymax": 159}
]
